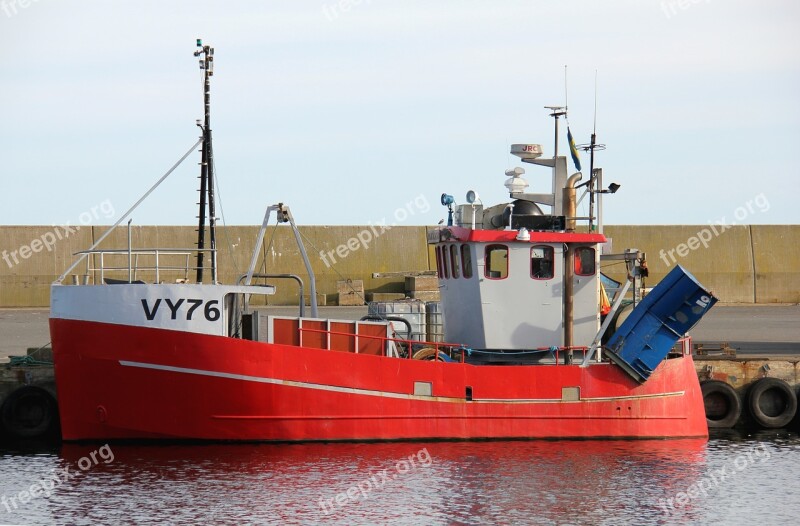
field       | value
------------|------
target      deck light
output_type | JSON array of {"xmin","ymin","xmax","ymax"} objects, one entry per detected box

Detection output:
[
  {"xmin": 595, "ymin": 183, "xmax": 620, "ymax": 194},
  {"xmin": 466, "ymin": 191, "xmax": 482, "ymax": 229},
  {"xmin": 441, "ymin": 194, "xmax": 455, "ymax": 226}
]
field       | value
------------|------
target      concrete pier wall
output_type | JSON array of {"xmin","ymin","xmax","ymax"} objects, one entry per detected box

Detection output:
[
  {"xmin": 1, "ymin": 224, "xmax": 798, "ymax": 307},
  {"xmin": 599, "ymin": 225, "xmax": 800, "ymax": 304}
]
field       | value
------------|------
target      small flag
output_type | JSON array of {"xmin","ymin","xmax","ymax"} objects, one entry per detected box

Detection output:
[
  {"xmin": 567, "ymin": 127, "xmax": 582, "ymax": 172},
  {"xmin": 600, "ymin": 281, "xmax": 611, "ymax": 316}
]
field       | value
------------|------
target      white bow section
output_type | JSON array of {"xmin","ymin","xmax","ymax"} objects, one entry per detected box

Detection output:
[{"xmin": 50, "ymin": 283, "xmax": 273, "ymax": 336}]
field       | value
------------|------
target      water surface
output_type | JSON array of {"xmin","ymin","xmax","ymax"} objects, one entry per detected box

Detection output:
[{"xmin": 1, "ymin": 432, "xmax": 798, "ymax": 525}]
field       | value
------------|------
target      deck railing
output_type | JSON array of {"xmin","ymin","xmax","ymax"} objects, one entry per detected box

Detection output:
[
  {"xmin": 297, "ymin": 325, "xmax": 461, "ymax": 361},
  {"xmin": 293, "ymin": 323, "xmax": 616, "ymax": 365},
  {"xmin": 293, "ymin": 325, "xmax": 694, "ymax": 365},
  {"xmin": 74, "ymin": 248, "xmax": 217, "ymax": 284}
]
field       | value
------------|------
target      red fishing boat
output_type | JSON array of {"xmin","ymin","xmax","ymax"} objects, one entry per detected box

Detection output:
[{"xmin": 50, "ymin": 42, "xmax": 716, "ymax": 441}]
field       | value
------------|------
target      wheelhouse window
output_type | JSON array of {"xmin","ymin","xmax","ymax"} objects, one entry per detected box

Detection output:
[
  {"xmin": 435, "ymin": 246, "xmax": 444, "ymax": 278},
  {"xmin": 484, "ymin": 244, "xmax": 508, "ymax": 280},
  {"xmin": 461, "ymin": 244, "xmax": 473, "ymax": 279},
  {"xmin": 442, "ymin": 245, "xmax": 450, "ymax": 279},
  {"xmin": 575, "ymin": 246, "xmax": 596, "ymax": 276},
  {"xmin": 531, "ymin": 245, "xmax": 554, "ymax": 280},
  {"xmin": 450, "ymin": 245, "xmax": 460, "ymax": 279}
]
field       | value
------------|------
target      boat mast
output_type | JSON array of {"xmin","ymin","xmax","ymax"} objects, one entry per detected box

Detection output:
[
  {"xmin": 588, "ymin": 71, "xmax": 598, "ymax": 232},
  {"xmin": 194, "ymin": 39, "xmax": 217, "ymax": 284},
  {"xmin": 578, "ymin": 72, "xmax": 605, "ymax": 232},
  {"xmin": 544, "ymin": 105, "xmax": 575, "ymax": 361},
  {"xmin": 545, "ymin": 105, "xmax": 566, "ymax": 160}
]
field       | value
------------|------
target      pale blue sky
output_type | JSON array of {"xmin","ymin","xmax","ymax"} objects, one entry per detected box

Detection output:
[{"xmin": 1, "ymin": 0, "xmax": 798, "ymax": 227}]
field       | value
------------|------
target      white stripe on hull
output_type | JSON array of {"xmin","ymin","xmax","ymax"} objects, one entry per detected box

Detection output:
[{"xmin": 119, "ymin": 360, "xmax": 685, "ymax": 404}]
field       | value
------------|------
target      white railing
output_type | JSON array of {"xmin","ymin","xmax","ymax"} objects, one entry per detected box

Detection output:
[{"xmin": 74, "ymin": 248, "xmax": 216, "ymax": 284}]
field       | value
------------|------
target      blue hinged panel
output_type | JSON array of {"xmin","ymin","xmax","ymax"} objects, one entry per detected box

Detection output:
[{"xmin": 605, "ymin": 265, "xmax": 718, "ymax": 383}]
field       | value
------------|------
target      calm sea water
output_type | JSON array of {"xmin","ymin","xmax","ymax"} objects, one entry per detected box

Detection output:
[{"xmin": 1, "ymin": 431, "xmax": 799, "ymax": 525}]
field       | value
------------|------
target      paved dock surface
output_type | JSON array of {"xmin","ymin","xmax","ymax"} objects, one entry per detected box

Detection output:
[
  {"xmin": 687, "ymin": 304, "xmax": 800, "ymax": 355},
  {"xmin": 1, "ymin": 304, "xmax": 798, "ymax": 361},
  {"xmin": 0, "ymin": 308, "xmax": 50, "ymax": 362}
]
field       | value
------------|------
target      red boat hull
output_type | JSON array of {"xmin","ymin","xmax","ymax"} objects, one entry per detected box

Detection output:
[{"xmin": 51, "ymin": 318, "xmax": 709, "ymax": 441}]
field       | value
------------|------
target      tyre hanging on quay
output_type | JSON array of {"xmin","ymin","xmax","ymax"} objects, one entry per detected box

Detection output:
[
  {"xmin": 700, "ymin": 380, "xmax": 741, "ymax": 429},
  {"xmin": 0, "ymin": 386, "xmax": 59, "ymax": 440},
  {"xmin": 746, "ymin": 377, "xmax": 798, "ymax": 429}
]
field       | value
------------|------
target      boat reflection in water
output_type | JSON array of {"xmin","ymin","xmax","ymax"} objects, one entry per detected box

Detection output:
[{"xmin": 49, "ymin": 439, "xmax": 710, "ymax": 524}]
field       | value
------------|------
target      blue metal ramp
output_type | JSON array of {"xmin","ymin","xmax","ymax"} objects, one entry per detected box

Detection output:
[{"xmin": 605, "ymin": 265, "xmax": 717, "ymax": 383}]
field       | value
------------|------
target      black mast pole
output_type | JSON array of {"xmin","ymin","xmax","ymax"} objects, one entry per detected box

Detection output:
[
  {"xmin": 194, "ymin": 39, "xmax": 216, "ymax": 283},
  {"xmin": 207, "ymin": 93, "xmax": 217, "ymax": 283},
  {"xmin": 195, "ymin": 127, "xmax": 208, "ymax": 283}
]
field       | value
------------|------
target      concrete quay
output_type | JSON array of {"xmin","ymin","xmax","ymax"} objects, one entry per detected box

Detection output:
[{"xmin": 1, "ymin": 224, "xmax": 799, "ymax": 307}]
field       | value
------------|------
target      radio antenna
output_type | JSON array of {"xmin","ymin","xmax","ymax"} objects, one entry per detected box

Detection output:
[
  {"xmin": 593, "ymin": 69, "xmax": 598, "ymax": 134},
  {"xmin": 577, "ymin": 70, "xmax": 606, "ymax": 230}
]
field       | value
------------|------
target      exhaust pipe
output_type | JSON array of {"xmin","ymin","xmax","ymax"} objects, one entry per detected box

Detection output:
[{"xmin": 563, "ymin": 172, "xmax": 582, "ymax": 362}]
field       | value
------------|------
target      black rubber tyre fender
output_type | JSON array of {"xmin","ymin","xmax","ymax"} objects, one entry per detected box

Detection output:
[
  {"xmin": 700, "ymin": 380, "xmax": 741, "ymax": 429},
  {"xmin": 1, "ymin": 386, "xmax": 59, "ymax": 440},
  {"xmin": 790, "ymin": 386, "xmax": 800, "ymax": 431},
  {"xmin": 747, "ymin": 377, "xmax": 798, "ymax": 429}
]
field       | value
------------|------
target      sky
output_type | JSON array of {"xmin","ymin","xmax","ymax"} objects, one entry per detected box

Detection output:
[{"xmin": 1, "ymin": 0, "xmax": 798, "ymax": 228}]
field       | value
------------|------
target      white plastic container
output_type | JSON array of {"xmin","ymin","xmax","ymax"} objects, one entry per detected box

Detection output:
[
  {"xmin": 425, "ymin": 301, "xmax": 445, "ymax": 343},
  {"xmin": 368, "ymin": 300, "xmax": 427, "ymax": 341}
]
